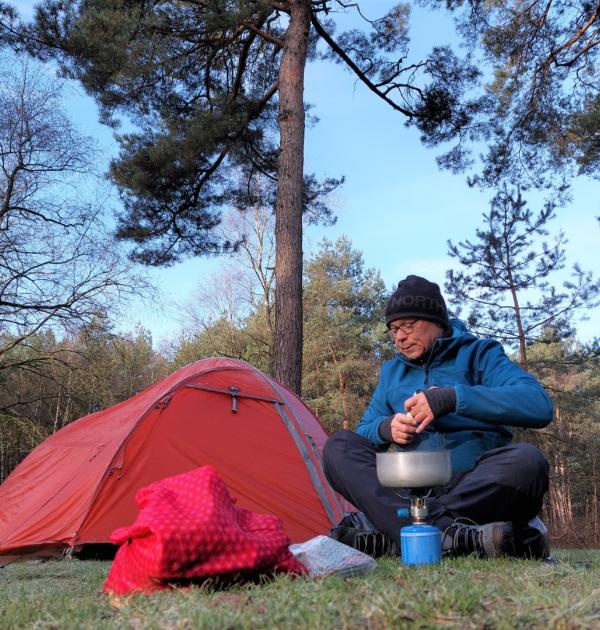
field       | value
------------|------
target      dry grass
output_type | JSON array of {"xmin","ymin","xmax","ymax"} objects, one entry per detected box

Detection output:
[{"xmin": 0, "ymin": 549, "xmax": 598, "ymax": 629}]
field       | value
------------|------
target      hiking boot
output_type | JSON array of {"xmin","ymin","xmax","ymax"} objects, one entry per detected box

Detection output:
[
  {"xmin": 329, "ymin": 512, "xmax": 399, "ymax": 558},
  {"xmin": 514, "ymin": 517, "xmax": 551, "ymax": 560},
  {"xmin": 354, "ymin": 531, "xmax": 399, "ymax": 558},
  {"xmin": 442, "ymin": 521, "xmax": 515, "ymax": 558}
]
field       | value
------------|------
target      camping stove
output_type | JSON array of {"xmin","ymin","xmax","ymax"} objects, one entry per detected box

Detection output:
[
  {"xmin": 376, "ymin": 445, "xmax": 452, "ymax": 566},
  {"xmin": 396, "ymin": 491, "xmax": 443, "ymax": 565}
]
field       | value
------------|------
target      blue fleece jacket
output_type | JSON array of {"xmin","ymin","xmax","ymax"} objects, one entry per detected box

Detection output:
[{"xmin": 356, "ymin": 320, "xmax": 553, "ymax": 472}]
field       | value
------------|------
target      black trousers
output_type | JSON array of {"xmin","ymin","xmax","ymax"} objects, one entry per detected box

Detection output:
[{"xmin": 323, "ymin": 430, "xmax": 549, "ymax": 543}]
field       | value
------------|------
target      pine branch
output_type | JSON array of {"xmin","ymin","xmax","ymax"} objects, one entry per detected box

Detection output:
[{"xmin": 309, "ymin": 12, "xmax": 414, "ymax": 118}]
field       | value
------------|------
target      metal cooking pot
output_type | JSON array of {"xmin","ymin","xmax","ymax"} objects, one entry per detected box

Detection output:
[{"xmin": 376, "ymin": 449, "xmax": 452, "ymax": 489}]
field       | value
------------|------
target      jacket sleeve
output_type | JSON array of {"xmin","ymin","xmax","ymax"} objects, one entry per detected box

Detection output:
[
  {"xmin": 355, "ymin": 365, "xmax": 394, "ymax": 445},
  {"xmin": 454, "ymin": 339, "xmax": 553, "ymax": 428}
]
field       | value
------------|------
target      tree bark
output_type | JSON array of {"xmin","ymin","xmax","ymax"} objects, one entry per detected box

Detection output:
[
  {"xmin": 273, "ymin": 1, "xmax": 310, "ymax": 394},
  {"xmin": 504, "ymin": 233, "xmax": 528, "ymax": 368}
]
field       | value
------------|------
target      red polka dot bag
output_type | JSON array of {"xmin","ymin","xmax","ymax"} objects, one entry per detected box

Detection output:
[{"xmin": 103, "ymin": 465, "xmax": 306, "ymax": 594}]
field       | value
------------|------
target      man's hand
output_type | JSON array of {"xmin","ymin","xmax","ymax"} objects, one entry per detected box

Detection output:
[
  {"xmin": 389, "ymin": 412, "xmax": 420, "ymax": 444},
  {"xmin": 404, "ymin": 391, "xmax": 435, "ymax": 433}
]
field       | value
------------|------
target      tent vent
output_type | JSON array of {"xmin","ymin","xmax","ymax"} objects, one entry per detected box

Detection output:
[{"xmin": 228, "ymin": 386, "xmax": 241, "ymax": 413}]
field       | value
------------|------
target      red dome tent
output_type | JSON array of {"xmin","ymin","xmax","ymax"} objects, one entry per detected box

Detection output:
[{"xmin": 0, "ymin": 358, "xmax": 348, "ymax": 561}]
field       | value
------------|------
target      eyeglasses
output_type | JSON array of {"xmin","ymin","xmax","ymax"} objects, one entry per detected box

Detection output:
[{"xmin": 388, "ymin": 320, "xmax": 419, "ymax": 337}]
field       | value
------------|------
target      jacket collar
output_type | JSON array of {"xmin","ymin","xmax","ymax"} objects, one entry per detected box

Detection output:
[{"xmin": 395, "ymin": 319, "xmax": 474, "ymax": 367}]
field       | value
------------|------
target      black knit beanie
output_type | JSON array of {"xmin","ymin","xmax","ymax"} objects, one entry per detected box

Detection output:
[{"xmin": 385, "ymin": 275, "xmax": 449, "ymax": 328}]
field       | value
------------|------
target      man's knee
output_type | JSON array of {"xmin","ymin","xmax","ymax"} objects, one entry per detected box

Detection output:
[
  {"xmin": 323, "ymin": 429, "xmax": 358, "ymax": 470},
  {"xmin": 480, "ymin": 442, "xmax": 549, "ymax": 488},
  {"xmin": 322, "ymin": 430, "xmax": 376, "ymax": 482},
  {"xmin": 506, "ymin": 443, "xmax": 549, "ymax": 481}
]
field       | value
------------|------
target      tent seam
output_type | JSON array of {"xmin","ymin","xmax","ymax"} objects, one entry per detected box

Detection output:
[{"xmin": 244, "ymin": 361, "xmax": 344, "ymax": 525}]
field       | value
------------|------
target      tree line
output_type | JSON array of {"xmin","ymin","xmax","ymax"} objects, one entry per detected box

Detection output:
[{"xmin": 1, "ymin": 230, "xmax": 598, "ymax": 546}]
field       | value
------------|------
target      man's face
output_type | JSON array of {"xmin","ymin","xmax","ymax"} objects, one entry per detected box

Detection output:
[{"xmin": 388, "ymin": 318, "xmax": 444, "ymax": 360}]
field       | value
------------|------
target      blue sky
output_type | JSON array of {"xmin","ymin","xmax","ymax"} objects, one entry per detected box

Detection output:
[{"xmin": 8, "ymin": 1, "xmax": 600, "ymax": 344}]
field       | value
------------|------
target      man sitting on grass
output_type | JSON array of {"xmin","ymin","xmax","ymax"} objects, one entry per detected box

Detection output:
[{"xmin": 323, "ymin": 275, "xmax": 553, "ymax": 559}]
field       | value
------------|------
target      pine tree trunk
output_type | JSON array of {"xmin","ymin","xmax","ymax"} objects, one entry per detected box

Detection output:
[
  {"xmin": 548, "ymin": 452, "xmax": 572, "ymax": 537},
  {"xmin": 505, "ymin": 258, "xmax": 528, "ymax": 368},
  {"xmin": 273, "ymin": 1, "xmax": 310, "ymax": 394},
  {"xmin": 591, "ymin": 447, "xmax": 599, "ymax": 544}
]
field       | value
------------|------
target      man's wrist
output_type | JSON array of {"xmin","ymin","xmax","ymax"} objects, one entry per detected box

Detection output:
[
  {"xmin": 378, "ymin": 417, "xmax": 393, "ymax": 442},
  {"xmin": 423, "ymin": 387, "xmax": 456, "ymax": 419}
]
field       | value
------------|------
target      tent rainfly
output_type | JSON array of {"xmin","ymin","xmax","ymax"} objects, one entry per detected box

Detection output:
[{"xmin": 0, "ymin": 358, "xmax": 349, "ymax": 561}]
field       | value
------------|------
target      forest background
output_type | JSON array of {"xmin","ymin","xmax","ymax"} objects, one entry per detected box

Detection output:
[{"xmin": 1, "ymin": 0, "xmax": 599, "ymax": 548}]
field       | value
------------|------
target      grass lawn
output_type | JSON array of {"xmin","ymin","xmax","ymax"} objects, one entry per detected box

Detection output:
[{"xmin": 1, "ymin": 549, "xmax": 598, "ymax": 629}]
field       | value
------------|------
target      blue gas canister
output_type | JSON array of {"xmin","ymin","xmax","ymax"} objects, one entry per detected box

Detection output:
[{"xmin": 400, "ymin": 523, "xmax": 442, "ymax": 565}]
